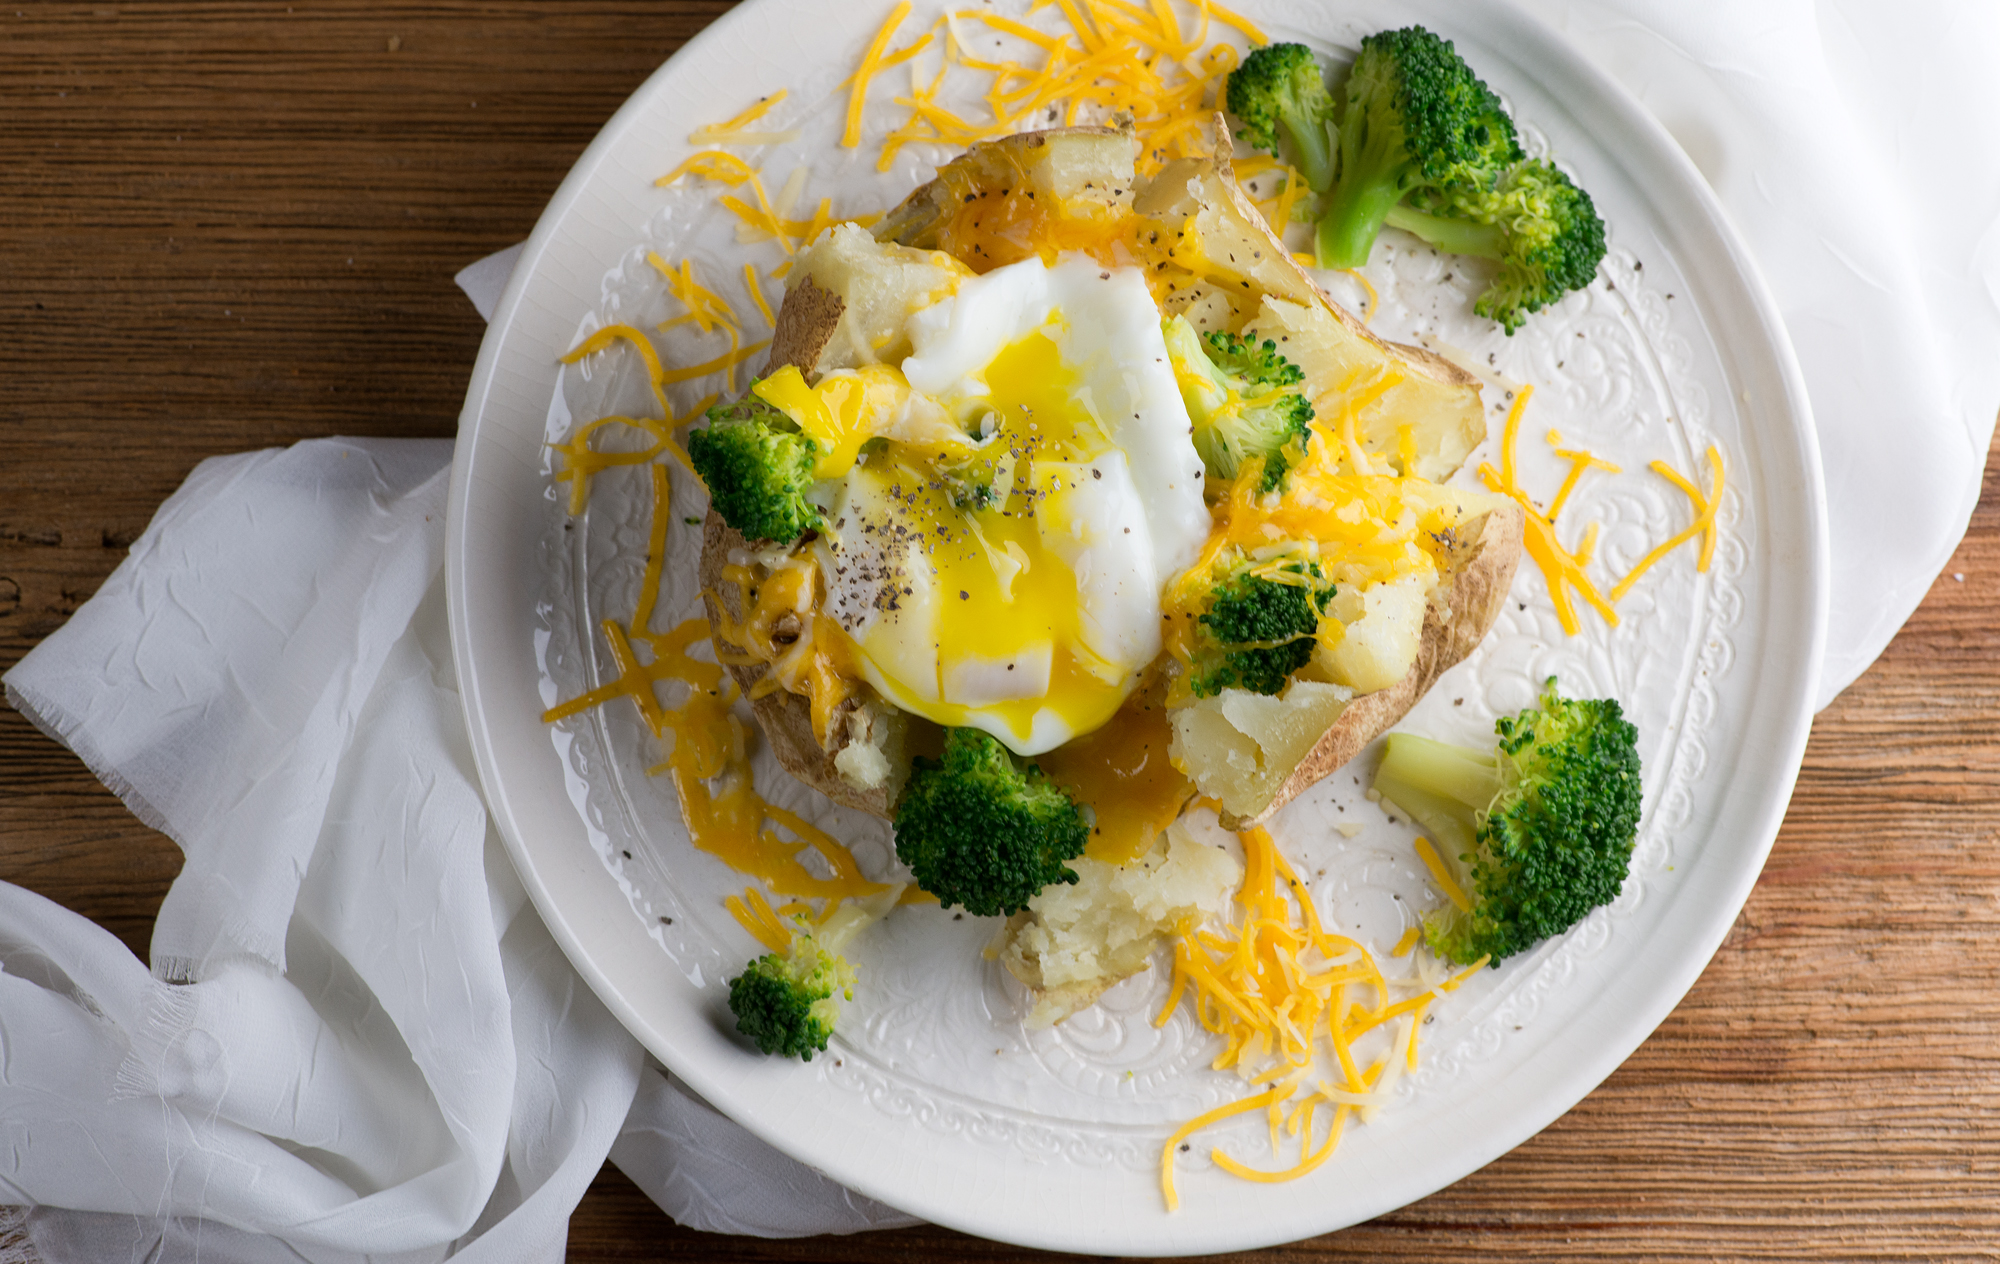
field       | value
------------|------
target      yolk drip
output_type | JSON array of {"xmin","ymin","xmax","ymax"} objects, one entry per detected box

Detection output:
[{"xmin": 1036, "ymin": 693, "xmax": 1193, "ymax": 864}]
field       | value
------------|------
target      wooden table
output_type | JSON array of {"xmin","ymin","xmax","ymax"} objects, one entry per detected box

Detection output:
[{"xmin": 5, "ymin": 5, "xmax": 1995, "ymax": 1260}]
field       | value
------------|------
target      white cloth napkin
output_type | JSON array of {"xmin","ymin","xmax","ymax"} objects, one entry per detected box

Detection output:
[
  {"xmin": 1509, "ymin": 0, "xmax": 2000, "ymax": 704},
  {"xmin": 0, "ymin": 439, "xmax": 915, "ymax": 1263}
]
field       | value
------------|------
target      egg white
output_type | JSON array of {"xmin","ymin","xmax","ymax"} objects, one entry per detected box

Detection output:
[{"xmin": 816, "ymin": 256, "xmax": 1207, "ymax": 757}]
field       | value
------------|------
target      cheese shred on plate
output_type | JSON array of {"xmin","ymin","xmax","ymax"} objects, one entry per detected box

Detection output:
[{"xmin": 1155, "ymin": 820, "xmax": 1487, "ymax": 1209}]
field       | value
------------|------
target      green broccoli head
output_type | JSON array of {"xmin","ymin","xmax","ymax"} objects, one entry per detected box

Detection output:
[
  {"xmin": 1163, "ymin": 317, "xmax": 1315, "ymax": 493},
  {"xmin": 893, "ymin": 727, "xmax": 1089, "ymax": 917},
  {"xmin": 1226, "ymin": 42, "xmax": 1338, "ymax": 193},
  {"xmin": 687, "ymin": 392, "xmax": 824, "ymax": 543},
  {"xmin": 727, "ymin": 919, "xmax": 857, "ymax": 1060},
  {"xmin": 1189, "ymin": 561, "xmax": 1336, "ymax": 698},
  {"xmin": 1384, "ymin": 159, "xmax": 1606, "ymax": 333},
  {"xmin": 1373, "ymin": 677, "xmax": 1642, "ymax": 965},
  {"xmin": 1470, "ymin": 161, "xmax": 1606, "ymax": 332},
  {"xmin": 1315, "ymin": 25, "xmax": 1523, "ymax": 270}
]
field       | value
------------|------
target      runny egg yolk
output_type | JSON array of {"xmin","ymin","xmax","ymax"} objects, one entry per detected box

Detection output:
[
  {"xmin": 753, "ymin": 362, "xmax": 978, "ymax": 480},
  {"xmin": 820, "ymin": 325, "xmax": 1139, "ymax": 754},
  {"xmin": 806, "ymin": 254, "xmax": 1209, "ymax": 758}
]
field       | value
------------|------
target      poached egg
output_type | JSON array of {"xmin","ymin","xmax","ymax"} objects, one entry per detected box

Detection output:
[{"xmin": 769, "ymin": 255, "xmax": 1207, "ymax": 757}]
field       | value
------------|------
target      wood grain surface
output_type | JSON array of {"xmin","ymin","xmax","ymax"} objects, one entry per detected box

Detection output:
[{"xmin": 3, "ymin": 5, "xmax": 1996, "ymax": 1261}]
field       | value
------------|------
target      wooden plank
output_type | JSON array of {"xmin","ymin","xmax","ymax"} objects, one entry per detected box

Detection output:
[{"xmin": 3, "ymin": 4, "xmax": 1996, "ymax": 1261}]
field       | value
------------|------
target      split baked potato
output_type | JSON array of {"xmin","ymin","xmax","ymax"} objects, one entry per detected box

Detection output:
[{"xmin": 694, "ymin": 125, "xmax": 1523, "ymax": 1024}]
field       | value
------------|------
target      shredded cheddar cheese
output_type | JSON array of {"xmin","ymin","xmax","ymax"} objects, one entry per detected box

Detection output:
[
  {"xmin": 1477, "ymin": 385, "xmax": 1619, "ymax": 635},
  {"xmin": 1231, "ymin": 152, "xmax": 1310, "ymax": 235},
  {"xmin": 743, "ymin": 263, "xmax": 777, "ymax": 328},
  {"xmin": 852, "ymin": 0, "xmax": 1262, "ymax": 180},
  {"xmin": 1156, "ymin": 820, "xmax": 1486, "ymax": 1208},
  {"xmin": 1412, "ymin": 836, "xmax": 1471, "ymax": 913},
  {"xmin": 689, "ymin": 89, "xmax": 801, "ymax": 147},
  {"xmin": 847, "ymin": 1, "xmax": 917, "ymax": 149},
  {"xmin": 1609, "ymin": 445, "xmax": 1725, "ymax": 601},
  {"xmin": 655, "ymin": 149, "xmax": 760, "ymax": 189},
  {"xmin": 650, "ymin": 253, "xmax": 742, "ymax": 341},
  {"xmin": 1545, "ymin": 428, "xmax": 1623, "ymax": 522},
  {"xmin": 1342, "ymin": 268, "xmax": 1380, "ymax": 324}
]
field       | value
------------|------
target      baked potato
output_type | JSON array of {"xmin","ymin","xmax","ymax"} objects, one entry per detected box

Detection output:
[{"xmin": 693, "ymin": 124, "xmax": 1524, "ymax": 1022}]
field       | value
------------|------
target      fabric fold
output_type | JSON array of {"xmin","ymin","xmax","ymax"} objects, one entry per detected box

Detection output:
[{"xmin": 0, "ymin": 439, "xmax": 648, "ymax": 1262}]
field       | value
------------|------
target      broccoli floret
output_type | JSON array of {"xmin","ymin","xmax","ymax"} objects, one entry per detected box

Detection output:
[
  {"xmin": 727, "ymin": 925, "xmax": 852, "ymax": 1059},
  {"xmin": 1163, "ymin": 316, "xmax": 1315, "ymax": 493},
  {"xmin": 893, "ymin": 727, "xmax": 1089, "ymax": 917},
  {"xmin": 1372, "ymin": 677, "xmax": 1642, "ymax": 965},
  {"xmin": 1226, "ymin": 42, "xmax": 1338, "ymax": 194},
  {"xmin": 1384, "ymin": 159, "xmax": 1605, "ymax": 333},
  {"xmin": 687, "ymin": 392, "xmax": 823, "ymax": 543},
  {"xmin": 1189, "ymin": 562, "xmax": 1336, "ymax": 698},
  {"xmin": 1315, "ymin": 25, "xmax": 1523, "ymax": 271},
  {"xmin": 726, "ymin": 886, "xmax": 901, "ymax": 1060}
]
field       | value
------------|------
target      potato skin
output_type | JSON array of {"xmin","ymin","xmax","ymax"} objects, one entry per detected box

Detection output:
[
  {"xmin": 1220, "ymin": 502, "xmax": 1526, "ymax": 830},
  {"xmin": 696, "ymin": 272, "xmax": 905, "ymax": 820}
]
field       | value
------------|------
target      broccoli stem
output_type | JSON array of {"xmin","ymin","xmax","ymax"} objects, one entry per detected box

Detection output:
[
  {"xmin": 1375, "ymin": 732, "xmax": 1503, "ymax": 808},
  {"xmin": 1372, "ymin": 732, "xmax": 1502, "ymax": 865},
  {"xmin": 1315, "ymin": 163, "xmax": 1406, "ymax": 270},
  {"xmin": 1383, "ymin": 204, "xmax": 1504, "ymax": 258},
  {"xmin": 1282, "ymin": 113, "xmax": 1336, "ymax": 195}
]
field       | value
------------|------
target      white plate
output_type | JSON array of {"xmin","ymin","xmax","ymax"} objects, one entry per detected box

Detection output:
[{"xmin": 446, "ymin": 0, "xmax": 1827, "ymax": 1253}]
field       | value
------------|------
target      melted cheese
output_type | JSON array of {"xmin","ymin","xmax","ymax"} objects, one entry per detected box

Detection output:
[
  {"xmin": 551, "ymin": 324, "xmax": 703, "ymax": 512},
  {"xmin": 542, "ymin": 470, "xmax": 888, "ymax": 921},
  {"xmin": 704, "ymin": 550, "xmax": 857, "ymax": 748}
]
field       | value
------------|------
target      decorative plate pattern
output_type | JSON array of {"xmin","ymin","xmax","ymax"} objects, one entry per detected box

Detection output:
[{"xmin": 448, "ymin": 0, "xmax": 1824, "ymax": 1253}]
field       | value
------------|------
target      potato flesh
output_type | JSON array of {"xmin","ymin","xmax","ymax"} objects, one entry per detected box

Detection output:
[
  {"xmin": 1319, "ymin": 571, "xmax": 1433, "ymax": 695},
  {"xmin": 831, "ymin": 696, "xmax": 903, "ymax": 794},
  {"xmin": 1131, "ymin": 158, "xmax": 1319, "ymax": 324},
  {"xmin": 788, "ymin": 222, "xmax": 969, "ymax": 372},
  {"xmin": 1168, "ymin": 680, "xmax": 1354, "ymax": 822},
  {"xmin": 1243, "ymin": 298, "xmax": 1483, "ymax": 484},
  {"xmin": 999, "ymin": 821, "xmax": 1242, "ymax": 1029}
]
